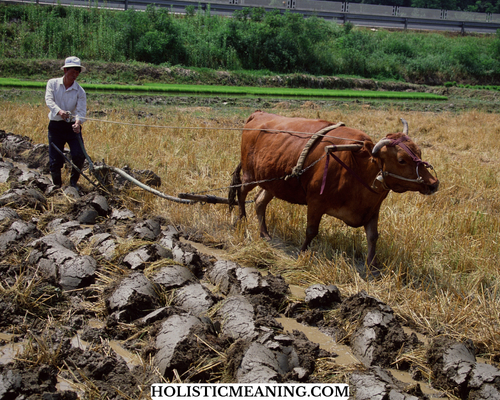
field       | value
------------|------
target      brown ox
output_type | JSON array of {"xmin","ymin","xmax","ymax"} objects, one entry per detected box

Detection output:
[{"xmin": 229, "ymin": 111, "xmax": 439, "ymax": 267}]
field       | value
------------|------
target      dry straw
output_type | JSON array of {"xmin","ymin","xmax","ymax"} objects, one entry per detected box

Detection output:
[{"xmin": 1, "ymin": 98, "xmax": 499, "ymax": 360}]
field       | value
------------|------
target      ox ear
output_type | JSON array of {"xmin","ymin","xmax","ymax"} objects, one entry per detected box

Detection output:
[
  {"xmin": 363, "ymin": 140, "xmax": 375, "ymax": 155},
  {"xmin": 372, "ymin": 138, "xmax": 392, "ymax": 157}
]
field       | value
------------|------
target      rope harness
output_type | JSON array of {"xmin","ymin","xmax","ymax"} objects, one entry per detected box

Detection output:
[
  {"xmin": 285, "ymin": 122, "xmax": 346, "ymax": 180},
  {"xmin": 290, "ymin": 128, "xmax": 436, "ymax": 196},
  {"xmin": 320, "ymin": 144, "xmax": 375, "ymax": 195},
  {"xmin": 63, "ymin": 113, "xmax": 435, "ymax": 204},
  {"xmin": 181, "ymin": 124, "xmax": 364, "ymax": 198}
]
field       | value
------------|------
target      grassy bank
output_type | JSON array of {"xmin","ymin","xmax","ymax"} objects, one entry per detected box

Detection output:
[{"xmin": 0, "ymin": 78, "xmax": 448, "ymax": 100}]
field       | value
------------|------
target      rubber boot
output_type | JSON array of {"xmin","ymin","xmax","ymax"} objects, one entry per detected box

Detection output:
[
  {"xmin": 51, "ymin": 171, "xmax": 62, "ymax": 188},
  {"xmin": 69, "ymin": 168, "xmax": 80, "ymax": 188}
]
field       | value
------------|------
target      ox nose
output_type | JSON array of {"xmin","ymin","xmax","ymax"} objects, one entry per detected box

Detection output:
[{"xmin": 428, "ymin": 180, "xmax": 439, "ymax": 194}]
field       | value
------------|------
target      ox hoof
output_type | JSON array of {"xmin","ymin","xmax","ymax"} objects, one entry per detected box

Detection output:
[
  {"xmin": 259, "ymin": 233, "xmax": 272, "ymax": 241},
  {"xmin": 364, "ymin": 265, "xmax": 383, "ymax": 281},
  {"xmin": 233, "ymin": 216, "xmax": 246, "ymax": 228}
]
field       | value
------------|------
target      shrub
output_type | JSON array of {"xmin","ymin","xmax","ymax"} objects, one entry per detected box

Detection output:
[
  {"xmin": 185, "ymin": 5, "xmax": 195, "ymax": 17},
  {"xmin": 0, "ymin": 3, "xmax": 499, "ymax": 84}
]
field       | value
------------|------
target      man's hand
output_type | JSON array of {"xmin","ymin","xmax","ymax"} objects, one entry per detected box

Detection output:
[
  {"xmin": 58, "ymin": 110, "xmax": 71, "ymax": 121},
  {"xmin": 72, "ymin": 121, "xmax": 81, "ymax": 133}
]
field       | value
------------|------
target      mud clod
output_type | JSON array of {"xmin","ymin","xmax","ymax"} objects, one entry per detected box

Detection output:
[
  {"xmin": 154, "ymin": 314, "xmax": 213, "ymax": 379},
  {"xmin": 0, "ymin": 219, "xmax": 39, "ymax": 252},
  {"xmin": 158, "ymin": 225, "xmax": 181, "ymax": 249},
  {"xmin": 123, "ymin": 243, "xmax": 172, "ymax": 270},
  {"xmin": 131, "ymin": 218, "xmax": 162, "ymax": 241},
  {"xmin": 151, "ymin": 264, "xmax": 197, "ymax": 289},
  {"xmin": 106, "ymin": 272, "xmax": 160, "ymax": 321},
  {"xmin": 237, "ymin": 342, "xmax": 285, "ymax": 383},
  {"xmin": 91, "ymin": 232, "xmax": 117, "ymax": 260},
  {"xmin": 206, "ymin": 260, "xmax": 289, "ymax": 309},
  {"xmin": 218, "ymin": 295, "xmax": 257, "ymax": 341},
  {"xmin": 350, "ymin": 366, "xmax": 427, "ymax": 400},
  {"xmin": 172, "ymin": 242, "xmax": 204, "ymax": 277},
  {"xmin": 0, "ymin": 187, "xmax": 47, "ymax": 210},
  {"xmin": 174, "ymin": 283, "xmax": 217, "ymax": 316},
  {"xmin": 206, "ymin": 259, "xmax": 240, "ymax": 295},
  {"xmin": 0, "ymin": 207, "xmax": 20, "ymax": 222},
  {"xmin": 426, "ymin": 336, "xmax": 500, "ymax": 399},
  {"xmin": 28, "ymin": 233, "xmax": 97, "ymax": 289},
  {"xmin": 0, "ymin": 161, "xmax": 15, "ymax": 183},
  {"xmin": 58, "ymin": 255, "xmax": 97, "ymax": 290},
  {"xmin": 304, "ymin": 283, "xmax": 342, "ymax": 308},
  {"xmin": 341, "ymin": 290, "xmax": 410, "ymax": 368}
]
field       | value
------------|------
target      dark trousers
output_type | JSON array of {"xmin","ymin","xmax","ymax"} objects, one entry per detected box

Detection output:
[{"xmin": 48, "ymin": 121, "xmax": 85, "ymax": 186}]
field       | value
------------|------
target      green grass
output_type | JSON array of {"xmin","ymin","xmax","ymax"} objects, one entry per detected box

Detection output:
[
  {"xmin": 0, "ymin": 78, "xmax": 448, "ymax": 100},
  {"xmin": 1, "ymin": 3, "xmax": 500, "ymax": 85}
]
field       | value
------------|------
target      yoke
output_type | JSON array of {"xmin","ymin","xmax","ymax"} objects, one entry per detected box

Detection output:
[{"xmin": 285, "ymin": 122, "xmax": 345, "ymax": 180}]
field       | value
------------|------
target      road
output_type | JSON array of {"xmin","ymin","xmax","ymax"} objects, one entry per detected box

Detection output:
[{"xmin": 3, "ymin": 0, "xmax": 500, "ymax": 34}]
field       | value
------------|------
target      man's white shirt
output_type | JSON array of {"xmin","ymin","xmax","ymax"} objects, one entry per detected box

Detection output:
[{"xmin": 45, "ymin": 77, "xmax": 87, "ymax": 123}]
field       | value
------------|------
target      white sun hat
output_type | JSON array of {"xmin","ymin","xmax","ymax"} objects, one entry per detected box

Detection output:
[{"xmin": 61, "ymin": 56, "xmax": 86, "ymax": 72}]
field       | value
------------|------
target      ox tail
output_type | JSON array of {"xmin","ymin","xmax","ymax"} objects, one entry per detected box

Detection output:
[{"xmin": 228, "ymin": 163, "xmax": 242, "ymax": 212}]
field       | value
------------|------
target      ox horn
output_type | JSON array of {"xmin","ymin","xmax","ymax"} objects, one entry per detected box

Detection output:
[
  {"xmin": 401, "ymin": 118, "xmax": 409, "ymax": 134},
  {"xmin": 372, "ymin": 138, "xmax": 392, "ymax": 156},
  {"xmin": 372, "ymin": 118, "xmax": 409, "ymax": 156}
]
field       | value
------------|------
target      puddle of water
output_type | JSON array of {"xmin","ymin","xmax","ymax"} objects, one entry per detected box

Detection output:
[
  {"xmin": 277, "ymin": 317, "xmax": 445, "ymax": 399},
  {"xmin": 0, "ymin": 333, "xmax": 24, "ymax": 365},
  {"xmin": 71, "ymin": 331, "xmax": 142, "ymax": 369},
  {"xmin": 402, "ymin": 326, "xmax": 429, "ymax": 345},
  {"xmin": 71, "ymin": 333, "xmax": 87, "ymax": 351},
  {"xmin": 180, "ymin": 237, "xmax": 227, "ymax": 259},
  {"xmin": 276, "ymin": 316, "xmax": 359, "ymax": 366},
  {"xmin": 56, "ymin": 376, "xmax": 82, "ymax": 393},
  {"xmin": 288, "ymin": 284, "xmax": 306, "ymax": 299},
  {"xmin": 88, "ymin": 318, "xmax": 105, "ymax": 329},
  {"xmin": 108, "ymin": 341, "xmax": 142, "ymax": 367},
  {"xmin": 388, "ymin": 369, "xmax": 442, "ymax": 399}
]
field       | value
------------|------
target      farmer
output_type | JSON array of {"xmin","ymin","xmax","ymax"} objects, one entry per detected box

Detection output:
[{"xmin": 45, "ymin": 56, "xmax": 87, "ymax": 189}]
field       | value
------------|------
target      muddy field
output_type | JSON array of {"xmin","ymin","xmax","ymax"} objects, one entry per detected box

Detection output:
[{"xmin": 0, "ymin": 121, "xmax": 499, "ymax": 400}]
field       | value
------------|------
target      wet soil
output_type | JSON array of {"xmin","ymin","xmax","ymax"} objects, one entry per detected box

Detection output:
[
  {"xmin": 1, "ymin": 90, "xmax": 500, "ymax": 399},
  {"xmin": 4, "ymin": 84, "xmax": 500, "ymax": 115},
  {"xmin": 2, "ymin": 59, "xmax": 500, "ymax": 113}
]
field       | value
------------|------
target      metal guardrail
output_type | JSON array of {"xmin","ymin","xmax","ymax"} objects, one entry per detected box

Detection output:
[{"xmin": 4, "ymin": 0, "xmax": 500, "ymax": 34}]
